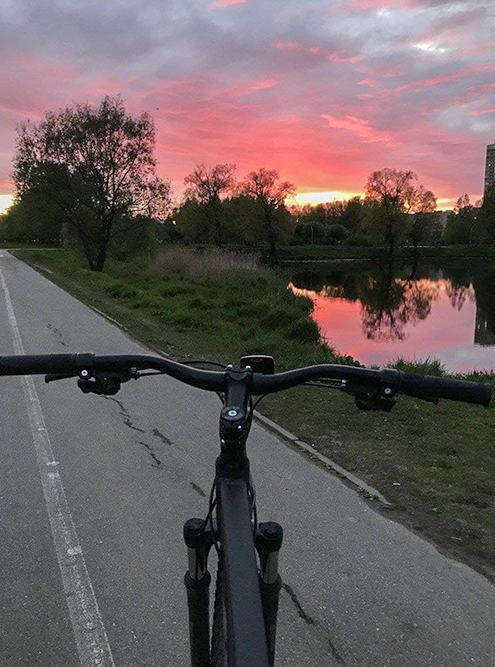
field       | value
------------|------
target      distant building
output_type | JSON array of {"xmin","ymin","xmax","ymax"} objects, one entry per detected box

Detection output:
[
  {"xmin": 484, "ymin": 143, "xmax": 495, "ymax": 194},
  {"xmin": 437, "ymin": 210, "xmax": 453, "ymax": 228}
]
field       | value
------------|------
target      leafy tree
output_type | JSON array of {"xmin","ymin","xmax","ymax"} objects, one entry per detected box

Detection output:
[
  {"xmin": 294, "ymin": 221, "xmax": 326, "ymax": 245},
  {"xmin": 184, "ymin": 163, "xmax": 236, "ymax": 247},
  {"xmin": 0, "ymin": 190, "xmax": 62, "ymax": 244},
  {"xmin": 365, "ymin": 168, "xmax": 436, "ymax": 253},
  {"xmin": 444, "ymin": 195, "xmax": 479, "ymax": 245},
  {"xmin": 13, "ymin": 95, "xmax": 171, "ymax": 270},
  {"xmin": 240, "ymin": 168, "xmax": 295, "ymax": 258}
]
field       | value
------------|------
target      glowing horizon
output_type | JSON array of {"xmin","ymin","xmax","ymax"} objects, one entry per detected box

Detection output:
[
  {"xmin": 0, "ymin": 195, "xmax": 13, "ymax": 215},
  {"xmin": 0, "ymin": 1, "xmax": 493, "ymax": 206}
]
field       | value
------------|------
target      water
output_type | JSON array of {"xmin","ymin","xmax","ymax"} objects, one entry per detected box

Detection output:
[{"xmin": 288, "ymin": 260, "xmax": 495, "ymax": 372}]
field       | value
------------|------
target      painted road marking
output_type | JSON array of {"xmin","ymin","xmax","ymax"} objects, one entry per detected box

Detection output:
[{"xmin": 0, "ymin": 262, "xmax": 115, "ymax": 667}]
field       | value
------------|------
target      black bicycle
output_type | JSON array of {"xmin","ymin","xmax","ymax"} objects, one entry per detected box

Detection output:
[{"xmin": 0, "ymin": 352, "xmax": 491, "ymax": 667}]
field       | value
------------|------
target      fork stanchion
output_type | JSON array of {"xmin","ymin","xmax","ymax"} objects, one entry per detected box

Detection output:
[
  {"xmin": 256, "ymin": 522, "xmax": 283, "ymax": 667},
  {"xmin": 184, "ymin": 518, "xmax": 214, "ymax": 667}
]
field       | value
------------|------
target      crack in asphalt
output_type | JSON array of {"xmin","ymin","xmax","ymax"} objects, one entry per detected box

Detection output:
[
  {"xmin": 151, "ymin": 428, "xmax": 173, "ymax": 446},
  {"xmin": 190, "ymin": 481, "xmax": 206, "ymax": 497},
  {"xmin": 282, "ymin": 582, "xmax": 315, "ymax": 625},
  {"xmin": 122, "ymin": 416, "xmax": 145, "ymax": 433},
  {"xmin": 103, "ymin": 396, "xmax": 146, "ymax": 433},
  {"xmin": 136, "ymin": 441, "xmax": 163, "ymax": 468},
  {"xmin": 47, "ymin": 323, "xmax": 69, "ymax": 347},
  {"xmin": 282, "ymin": 582, "xmax": 346, "ymax": 665}
]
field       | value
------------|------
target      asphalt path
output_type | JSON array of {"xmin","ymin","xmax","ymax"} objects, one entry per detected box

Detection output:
[{"xmin": 0, "ymin": 251, "xmax": 493, "ymax": 667}]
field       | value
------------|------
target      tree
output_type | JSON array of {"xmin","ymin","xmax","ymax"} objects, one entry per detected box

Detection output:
[
  {"xmin": 444, "ymin": 195, "xmax": 479, "ymax": 245},
  {"xmin": 365, "ymin": 168, "xmax": 436, "ymax": 253},
  {"xmin": 184, "ymin": 163, "xmax": 236, "ymax": 247},
  {"xmin": 0, "ymin": 190, "xmax": 63, "ymax": 245},
  {"xmin": 240, "ymin": 168, "xmax": 295, "ymax": 258},
  {"xmin": 13, "ymin": 95, "xmax": 172, "ymax": 271}
]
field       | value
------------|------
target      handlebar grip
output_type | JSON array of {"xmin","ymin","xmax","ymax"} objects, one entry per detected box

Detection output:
[
  {"xmin": 399, "ymin": 372, "xmax": 492, "ymax": 407},
  {"xmin": 0, "ymin": 353, "xmax": 95, "ymax": 376}
]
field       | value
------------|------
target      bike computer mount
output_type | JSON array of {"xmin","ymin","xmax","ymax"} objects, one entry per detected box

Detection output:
[{"xmin": 240, "ymin": 355, "xmax": 275, "ymax": 375}]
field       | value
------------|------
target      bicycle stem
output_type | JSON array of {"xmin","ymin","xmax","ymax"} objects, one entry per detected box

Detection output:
[{"xmin": 216, "ymin": 367, "xmax": 253, "ymax": 479}]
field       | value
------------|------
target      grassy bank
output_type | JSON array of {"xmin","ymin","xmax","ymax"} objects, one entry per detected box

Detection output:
[
  {"xmin": 14, "ymin": 247, "xmax": 495, "ymax": 579},
  {"xmin": 279, "ymin": 244, "xmax": 495, "ymax": 262}
]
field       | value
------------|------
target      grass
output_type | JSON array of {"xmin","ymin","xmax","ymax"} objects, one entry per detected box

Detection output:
[
  {"xmin": 13, "ymin": 246, "xmax": 495, "ymax": 579},
  {"xmin": 279, "ymin": 244, "xmax": 495, "ymax": 262}
]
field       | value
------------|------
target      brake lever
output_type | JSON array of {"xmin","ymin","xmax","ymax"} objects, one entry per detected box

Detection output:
[
  {"xmin": 45, "ymin": 371, "xmax": 79, "ymax": 383},
  {"xmin": 406, "ymin": 393, "xmax": 440, "ymax": 405}
]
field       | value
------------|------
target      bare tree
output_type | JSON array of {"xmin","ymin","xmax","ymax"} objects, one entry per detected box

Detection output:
[
  {"xmin": 184, "ymin": 163, "xmax": 236, "ymax": 247},
  {"xmin": 240, "ymin": 168, "xmax": 295, "ymax": 258},
  {"xmin": 13, "ymin": 95, "xmax": 172, "ymax": 270},
  {"xmin": 404, "ymin": 184, "xmax": 437, "ymax": 214}
]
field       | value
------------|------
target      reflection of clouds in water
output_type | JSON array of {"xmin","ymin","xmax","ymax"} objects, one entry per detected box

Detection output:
[{"xmin": 288, "ymin": 273, "xmax": 495, "ymax": 372}]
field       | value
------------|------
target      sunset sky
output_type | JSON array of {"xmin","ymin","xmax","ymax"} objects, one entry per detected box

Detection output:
[{"xmin": 1, "ymin": 0, "xmax": 495, "ymax": 213}]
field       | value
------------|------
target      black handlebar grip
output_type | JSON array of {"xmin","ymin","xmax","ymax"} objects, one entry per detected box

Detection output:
[
  {"xmin": 399, "ymin": 372, "xmax": 492, "ymax": 407},
  {"xmin": 0, "ymin": 353, "xmax": 95, "ymax": 376}
]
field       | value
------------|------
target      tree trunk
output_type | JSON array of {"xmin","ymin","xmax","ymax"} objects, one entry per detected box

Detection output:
[{"xmin": 94, "ymin": 243, "xmax": 107, "ymax": 272}]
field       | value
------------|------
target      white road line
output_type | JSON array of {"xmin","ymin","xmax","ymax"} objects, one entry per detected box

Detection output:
[{"xmin": 0, "ymin": 263, "xmax": 115, "ymax": 667}]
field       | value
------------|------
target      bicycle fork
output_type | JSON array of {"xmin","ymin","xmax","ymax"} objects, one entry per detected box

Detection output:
[{"xmin": 183, "ymin": 518, "xmax": 283, "ymax": 667}]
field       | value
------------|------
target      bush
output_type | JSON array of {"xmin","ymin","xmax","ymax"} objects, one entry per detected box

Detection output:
[{"xmin": 325, "ymin": 224, "xmax": 349, "ymax": 244}]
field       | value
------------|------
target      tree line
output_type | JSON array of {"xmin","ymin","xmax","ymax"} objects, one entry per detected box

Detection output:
[{"xmin": 1, "ymin": 95, "xmax": 494, "ymax": 271}]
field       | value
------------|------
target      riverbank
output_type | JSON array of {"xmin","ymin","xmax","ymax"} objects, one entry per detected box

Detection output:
[
  {"xmin": 14, "ymin": 247, "xmax": 495, "ymax": 579},
  {"xmin": 279, "ymin": 244, "xmax": 495, "ymax": 262}
]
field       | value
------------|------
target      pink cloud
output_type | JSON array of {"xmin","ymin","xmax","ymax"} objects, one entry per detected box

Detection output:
[
  {"xmin": 322, "ymin": 114, "xmax": 395, "ymax": 144},
  {"xmin": 469, "ymin": 107, "xmax": 495, "ymax": 117},
  {"xmin": 360, "ymin": 64, "xmax": 495, "ymax": 103},
  {"xmin": 273, "ymin": 41, "xmax": 361, "ymax": 64},
  {"xmin": 209, "ymin": 0, "xmax": 251, "ymax": 8}
]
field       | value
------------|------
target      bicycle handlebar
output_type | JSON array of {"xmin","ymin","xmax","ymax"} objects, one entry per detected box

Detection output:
[{"xmin": 0, "ymin": 353, "xmax": 491, "ymax": 407}]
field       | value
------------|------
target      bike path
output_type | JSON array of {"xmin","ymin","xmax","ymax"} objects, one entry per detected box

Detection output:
[{"xmin": 0, "ymin": 251, "xmax": 493, "ymax": 667}]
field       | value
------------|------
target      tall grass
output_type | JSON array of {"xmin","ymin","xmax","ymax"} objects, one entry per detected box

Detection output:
[{"xmin": 152, "ymin": 246, "xmax": 260, "ymax": 278}]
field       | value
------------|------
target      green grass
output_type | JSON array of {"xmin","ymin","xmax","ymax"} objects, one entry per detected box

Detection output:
[{"xmin": 14, "ymin": 247, "xmax": 495, "ymax": 579}]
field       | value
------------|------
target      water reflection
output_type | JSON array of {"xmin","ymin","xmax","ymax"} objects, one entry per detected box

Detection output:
[{"xmin": 289, "ymin": 261, "xmax": 495, "ymax": 371}]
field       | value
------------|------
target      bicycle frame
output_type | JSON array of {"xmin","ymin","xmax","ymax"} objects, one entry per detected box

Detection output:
[
  {"xmin": 184, "ymin": 367, "xmax": 282, "ymax": 666},
  {"xmin": 217, "ymin": 474, "xmax": 270, "ymax": 667}
]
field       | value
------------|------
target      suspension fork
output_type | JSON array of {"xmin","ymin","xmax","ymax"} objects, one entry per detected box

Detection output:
[
  {"xmin": 256, "ymin": 522, "xmax": 283, "ymax": 667},
  {"xmin": 183, "ymin": 518, "xmax": 215, "ymax": 667}
]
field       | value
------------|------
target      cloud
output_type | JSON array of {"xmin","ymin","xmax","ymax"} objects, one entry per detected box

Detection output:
[
  {"xmin": 0, "ymin": 0, "xmax": 493, "ymax": 206},
  {"xmin": 322, "ymin": 114, "xmax": 395, "ymax": 144},
  {"xmin": 209, "ymin": 0, "xmax": 252, "ymax": 8}
]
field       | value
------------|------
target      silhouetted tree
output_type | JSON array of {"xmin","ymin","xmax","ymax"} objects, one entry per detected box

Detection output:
[
  {"xmin": 240, "ymin": 168, "xmax": 295, "ymax": 258},
  {"xmin": 13, "ymin": 96, "xmax": 171, "ymax": 270},
  {"xmin": 0, "ymin": 190, "xmax": 62, "ymax": 245},
  {"xmin": 444, "ymin": 195, "xmax": 479, "ymax": 245},
  {"xmin": 365, "ymin": 169, "xmax": 436, "ymax": 254},
  {"xmin": 184, "ymin": 163, "xmax": 236, "ymax": 247}
]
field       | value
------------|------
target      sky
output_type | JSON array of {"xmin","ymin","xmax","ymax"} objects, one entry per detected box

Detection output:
[{"xmin": 1, "ymin": 0, "xmax": 495, "ymax": 213}]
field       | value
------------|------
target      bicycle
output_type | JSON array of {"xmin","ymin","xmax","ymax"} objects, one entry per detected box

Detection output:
[{"xmin": 0, "ymin": 352, "xmax": 491, "ymax": 666}]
